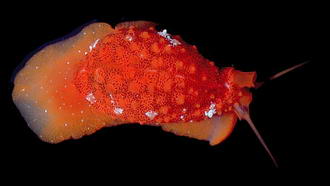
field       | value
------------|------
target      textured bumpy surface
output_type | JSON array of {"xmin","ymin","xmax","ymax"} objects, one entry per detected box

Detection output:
[
  {"xmin": 12, "ymin": 21, "xmax": 255, "ymax": 144},
  {"xmin": 74, "ymin": 22, "xmax": 246, "ymax": 124}
]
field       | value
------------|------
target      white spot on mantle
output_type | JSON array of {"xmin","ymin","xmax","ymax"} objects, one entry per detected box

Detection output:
[
  {"xmin": 204, "ymin": 102, "xmax": 217, "ymax": 118},
  {"xmin": 86, "ymin": 93, "xmax": 96, "ymax": 104},
  {"xmin": 145, "ymin": 111, "xmax": 158, "ymax": 120},
  {"xmin": 224, "ymin": 82, "xmax": 230, "ymax": 89},
  {"xmin": 125, "ymin": 35, "xmax": 133, "ymax": 41},
  {"xmin": 89, "ymin": 39, "xmax": 100, "ymax": 52},
  {"xmin": 114, "ymin": 107, "xmax": 124, "ymax": 115},
  {"xmin": 109, "ymin": 93, "xmax": 115, "ymax": 104},
  {"xmin": 157, "ymin": 29, "xmax": 181, "ymax": 46}
]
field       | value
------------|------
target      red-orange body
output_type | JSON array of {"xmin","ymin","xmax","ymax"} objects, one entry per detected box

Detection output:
[
  {"xmin": 73, "ymin": 23, "xmax": 252, "ymax": 124},
  {"xmin": 13, "ymin": 20, "xmax": 286, "ymax": 166},
  {"xmin": 15, "ymin": 17, "xmax": 314, "ymax": 167},
  {"xmin": 12, "ymin": 21, "xmax": 260, "ymax": 152}
]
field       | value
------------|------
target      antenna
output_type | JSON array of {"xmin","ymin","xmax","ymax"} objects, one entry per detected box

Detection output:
[
  {"xmin": 234, "ymin": 104, "xmax": 279, "ymax": 168},
  {"xmin": 256, "ymin": 61, "xmax": 309, "ymax": 88}
]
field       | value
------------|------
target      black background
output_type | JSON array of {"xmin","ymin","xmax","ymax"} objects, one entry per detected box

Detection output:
[{"xmin": 1, "ymin": 12, "xmax": 319, "ymax": 171}]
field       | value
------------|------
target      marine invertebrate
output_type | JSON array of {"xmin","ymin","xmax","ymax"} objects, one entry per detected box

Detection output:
[{"xmin": 13, "ymin": 20, "xmax": 306, "ymax": 167}]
